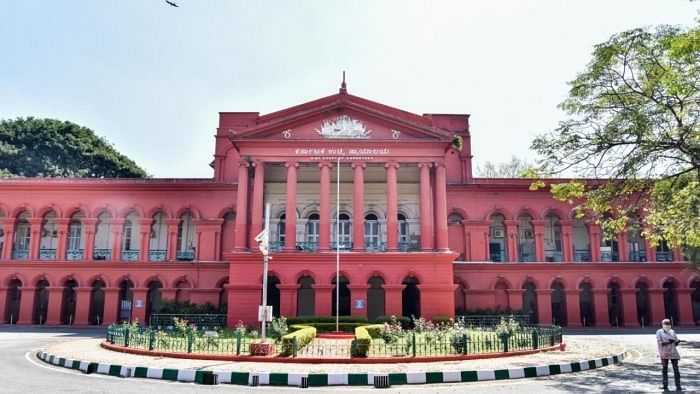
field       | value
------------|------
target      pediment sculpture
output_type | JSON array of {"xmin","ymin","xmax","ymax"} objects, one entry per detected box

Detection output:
[{"xmin": 315, "ymin": 115, "xmax": 372, "ymax": 139}]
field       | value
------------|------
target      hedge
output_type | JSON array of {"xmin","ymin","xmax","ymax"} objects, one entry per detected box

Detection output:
[
  {"xmin": 364, "ymin": 324, "xmax": 384, "ymax": 338},
  {"xmin": 280, "ymin": 324, "xmax": 316, "ymax": 355},
  {"xmin": 433, "ymin": 315, "xmax": 453, "ymax": 326},
  {"xmin": 286, "ymin": 316, "xmax": 369, "ymax": 324},
  {"xmin": 351, "ymin": 326, "xmax": 372, "ymax": 357}
]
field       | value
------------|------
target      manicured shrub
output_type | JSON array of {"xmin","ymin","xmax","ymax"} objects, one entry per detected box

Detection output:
[
  {"xmin": 351, "ymin": 326, "xmax": 372, "ymax": 357},
  {"xmin": 432, "ymin": 315, "xmax": 453, "ymax": 326},
  {"xmin": 364, "ymin": 324, "xmax": 384, "ymax": 338},
  {"xmin": 280, "ymin": 324, "xmax": 316, "ymax": 355},
  {"xmin": 286, "ymin": 316, "xmax": 369, "ymax": 325}
]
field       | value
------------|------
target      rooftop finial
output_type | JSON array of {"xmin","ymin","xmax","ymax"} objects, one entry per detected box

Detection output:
[{"xmin": 340, "ymin": 70, "xmax": 347, "ymax": 94}]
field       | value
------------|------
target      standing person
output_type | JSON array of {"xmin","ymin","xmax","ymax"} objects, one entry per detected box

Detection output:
[{"xmin": 656, "ymin": 319, "xmax": 682, "ymax": 391}]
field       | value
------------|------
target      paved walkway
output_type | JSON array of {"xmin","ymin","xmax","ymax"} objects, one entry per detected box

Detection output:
[{"xmin": 46, "ymin": 336, "xmax": 622, "ymax": 373}]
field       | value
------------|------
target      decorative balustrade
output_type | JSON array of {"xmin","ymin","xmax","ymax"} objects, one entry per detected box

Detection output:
[
  {"xmin": 573, "ymin": 249, "xmax": 592, "ymax": 262},
  {"xmin": 600, "ymin": 251, "xmax": 619, "ymax": 262},
  {"xmin": 628, "ymin": 251, "xmax": 647, "ymax": 262},
  {"xmin": 149, "ymin": 250, "xmax": 167, "ymax": 261},
  {"xmin": 489, "ymin": 251, "xmax": 506, "ymax": 262},
  {"xmin": 269, "ymin": 241, "xmax": 284, "ymax": 252},
  {"xmin": 544, "ymin": 251, "xmax": 563, "ymax": 262},
  {"xmin": 656, "ymin": 251, "xmax": 674, "ymax": 262},
  {"xmin": 330, "ymin": 241, "xmax": 353, "ymax": 251},
  {"xmin": 11, "ymin": 250, "xmax": 29, "ymax": 260},
  {"xmin": 120, "ymin": 250, "xmax": 139, "ymax": 261},
  {"xmin": 176, "ymin": 250, "xmax": 195, "ymax": 261},
  {"xmin": 66, "ymin": 249, "xmax": 84, "ymax": 261},
  {"xmin": 39, "ymin": 249, "xmax": 56, "ymax": 260},
  {"xmin": 93, "ymin": 249, "xmax": 111, "ymax": 260},
  {"xmin": 398, "ymin": 241, "xmax": 419, "ymax": 252},
  {"xmin": 295, "ymin": 242, "xmax": 318, "ymax": 252},
  {"xmin": 364, "ymin": 241, "xmax": 386, "ymax": 252}
]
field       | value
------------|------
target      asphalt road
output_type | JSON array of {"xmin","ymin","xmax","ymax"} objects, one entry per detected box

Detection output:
[{"xmin": 1, "ymin": 326, "xmax": 699, "ymax": 393}]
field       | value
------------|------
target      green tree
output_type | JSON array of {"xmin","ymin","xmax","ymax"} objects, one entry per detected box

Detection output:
[
  {"xmin": 531, "ymin": 24, "xmax": 700, "ymax": 269},
  {"xmin": 476, "ymin": 155, "xmax": 536, "ymax": 178},
  {"xmin": 0, "ymin": 117, "xmax": 148, "ymax": 178}
]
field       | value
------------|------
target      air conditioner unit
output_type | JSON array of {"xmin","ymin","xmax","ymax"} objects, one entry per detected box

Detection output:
[{"xmin": 493, "ymin": 229, "xmax": 504, "ymax": 238}]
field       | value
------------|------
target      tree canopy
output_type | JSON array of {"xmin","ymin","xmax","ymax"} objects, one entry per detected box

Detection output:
[
  {"xmin": 531, "ymin": 23, "xmax": 699, "ymax": 268},
  {"xmin": 0, "ymin": 117, "xmax": 149, "ymax": 178},
  {"xmin": 476, "ymin": 155, "xmax": 536, "ymax": 178}
]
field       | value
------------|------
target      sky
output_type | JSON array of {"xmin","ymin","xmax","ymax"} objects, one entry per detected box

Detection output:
[{"xmin": 0, "ymin": 0, "xmax": 697, "ymax": 178}]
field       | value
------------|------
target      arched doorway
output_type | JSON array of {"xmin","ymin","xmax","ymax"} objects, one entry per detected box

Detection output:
[
  {"xmin": 296, "ymin": 276, "xmax": 315, "ymax": 316},
  {"xmin": 402, "ymin": 276, "xmax": 420, "ymax": 318},
  {"xmin": 33, "ymin": 279, "xmax": 50, "ymax": 324},
  {"xmin": 4, "ymin": 279, "xmax": 22, "ymax": 324},
  {"xmin": 522, "ymin": 282, "xmax": 538, "ymax": 323},
  {"xmin": 494, "ymin": 280, "xmax": 509, "ymax": 310},
  {"xmin": 663, "ymin": 280, "xmax": 679, "ymax": 324},
  {"xmin": 146, "ymin": 281, "xmax": 163, "ymax": 323},
  {"xmin": 60, "ymin": 279, "xmax": 78, "ymax": 325},
  {"xmin": 635, "ymin": 282, "xmax": 651, "ymax": 326},
  {"xmin": 367, "ymin": 276, "xmax": 385, "ymax": 322},
  {"xmin": 551, "ymin": 281, "xmax": 567, "ymax": 326},
  {"xmin": 264, "ymin": 276, "xmax": 280, "ymax": 318},
  {"xmin": 607, "ymin": 281, "xmax": 623, "ymax": 326},
  {"xmin": 118, "ymin": 279, "xmax": 134, "ymax": 322},
  {"xmin": 579, "ymin": 282, "xmax": 595, "ymax": 326},
  {"xmin": 454, "ymin": 279, "xmax": 466, "ymax": 314},
  {"xmin": 89, "ymin": 280, "xmax": 106, "ymax": 325},
  {"xmin": 175, "ymin": 280, "xmax": 191, "ymax": 303},
  {"xmin": 332, "ymin": 276, "xmax": 351, "ymax": 316},
  {"xmin": 691, "ymin": 279, "xmax": 700, "ymax": 325}
]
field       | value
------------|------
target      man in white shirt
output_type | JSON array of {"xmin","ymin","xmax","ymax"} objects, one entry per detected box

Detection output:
[{"xmin": 656, "ymin": 319, "xmax": 682, "ymax": 391}]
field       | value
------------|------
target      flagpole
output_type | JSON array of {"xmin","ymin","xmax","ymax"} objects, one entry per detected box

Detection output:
[{"xmin": 335, "ymin": 157, "xmax": 340, "ymax": 333}]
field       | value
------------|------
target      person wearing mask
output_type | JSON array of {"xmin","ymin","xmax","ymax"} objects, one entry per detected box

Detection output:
[{"xmin": 656, "ymin": 319, "xmax": 683, "ymax": 391}]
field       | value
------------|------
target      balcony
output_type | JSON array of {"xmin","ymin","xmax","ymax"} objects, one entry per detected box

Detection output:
[
  {"xmin": 149, "ymin": 250, "xmax": 166, "ymax": 262},
  {"xmin": 330, "ymin": 241, "xmax": 353, "ymax": 251},
  {"xmin": 544, "ymin": 251, "xmax": 563, "ymax": 262},
  {"xmin": 39, "ymin": 249, "xmax": 56, "ymax": 260},
  {"xmin": 120, "ymin": 250, "xmax": 139, "ymax": 261},
  {"xmin": 573, "ymin": 249, "xmax": 592, "ymax": 262},
  {"xmin": 398, "ymin": 241, "xmax": 420, "ymax": 252},
  {"xmin": 269, "ymin": 241, "xmax": 284, "ymax": 252},
  {"xmin": 11, "ymin": 250, "xmax": 29, "ymax": 260},
  {"xmin": 176, "ymin": 250, "xmax": 195, "ymax": 261},
  {"xmin": 600, "ymin": 251, "xmax": 619, "ymax": 262},
  {"xmin": 66, "ymin": 249, "xmax": 84, "ymax": 261},
  {"xmin": 364, "ymin": 241, "xmax": 386, "ymax": 252},
  {"xmin": 93, "ymin": 249, "xmax": 111, "ymax": 260},
  {"xmin": 489, "ymin": 251, "xmax": 506, "ymax": 262},
  {"xmin": 656, "ymin": 251, "xmax": 674, "ymax": 262},
  {"xmin": 628, "ymin": 251, "xmax": 647, "ymax": 262},
  {"xmin": 296, "ymin": 242, "xmax": 318, "ymax": 252}
]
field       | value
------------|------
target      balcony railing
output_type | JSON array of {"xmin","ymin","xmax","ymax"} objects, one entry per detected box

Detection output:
[
  {"xmin": 176, "ymin": 250, "xmax": 195, "ymax": 261},
  {"xmin": 365, "ymin": 241, "xmax": 386, "ymax": 252},
  {"xmin": 93, "ymin": 249, "xmax": 111, "ymax": 260},
  {"xmin": 573, "ymin": 249, "xmax": 591, "ymax": 262},
  {"xmin": 489, "ymin": 251, "xmax": 506, "ymax": 262},
  {"xmin": 544, "ymin": 251, "xmax": 563, "ymax": 262},
  {"xmin": 296, "ymin": 242, "xmax": 318, "ymax": 252},
  {"xmin": 656, "ymin": 251, "xmax": 674, "ymax": 262},
  {"xmin": 66, "ymin": 249, "xmax": 84, "ymax": 261},
  {"xmin": 121, "ymin": 250, "xmax": 139, "ymax": 261},
  {"xmin": 628, "ymin": 251, "xmax": 647, "ymax": 262},
  {"xmin": 11, "ymin": 250, "xmax": 29, "ymax": 260},
  {"xmin": 269, "ymin": 241, "xmax": 284, "ymax": 252},
  {"xmin": 600, "ymin": 251, "xmax": 619, "ymax": 262},
  {"xmin": 149, "ymin": 250, "xmax": 166, "ymax": 261},
  {"xmin": 39, "ymin": 249, "xmax": 56, "ymax": 260},
  {"xmin": 398, "ymin": 241, "xmax": 420, "ymax": 252},
  {"xmin": 330, "ymin": 241, "xmax": 353, "ymax": 251}
]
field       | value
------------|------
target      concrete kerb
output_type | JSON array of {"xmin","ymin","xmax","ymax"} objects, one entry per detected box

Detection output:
[{"xmin": 36, "ymin": 348, "xmax": 629, "ymax": 387}]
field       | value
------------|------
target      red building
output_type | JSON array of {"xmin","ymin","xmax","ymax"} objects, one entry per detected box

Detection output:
[{"xmin": 1, "ymin": 84, "xmax": 699, "ymax": 328}]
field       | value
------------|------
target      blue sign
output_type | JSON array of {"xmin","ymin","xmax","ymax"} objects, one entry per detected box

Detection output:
[{"xmin": 354, "ymin": 299, "xmax": 365, "ymax": 309}]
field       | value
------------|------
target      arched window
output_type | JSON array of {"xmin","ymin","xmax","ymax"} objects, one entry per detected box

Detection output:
[
  {"xmin": 121, "ymin": 212, "xmax": 140, "ymax": 261},
  {"xmin": 572, "ymin": 219, "xmax": 591, "ymax": 262},
  {"xmin": 364, "ymin": 213, "xmax": 381, "ymax": 251},
  {"xmin": 149, "ymin": 212, "xmax": 168, "ymax": 261},
  {"xmin": 656, "ymin": 239, "xmax": 673, "ymax": 262},
  {"xmin": 67, "ymin": 212, "xmax": 85, "ymax": 260},
  {"xmin": 305, "ymin": 213, "xmax": 320, "ymax": 245},
  {"xmin": 627, "ymin": 217, "xmax": 646, "ymax": 262},
  {"xmin": 177, "ymin": 212, "xmax": 196, "ymax": 260},
  {"xmin": 544, "ymin": 213, "xmax": 562, "ymax": 262},
  {"xmin": 12, "ymin": 212, "xmax": 31, "ymax": 260},
  {"xmin": 517, "ymin": 214, "xmax": 535, "ymax": 262},
  {"xmin": 488, "ymin": 214, "xmax": 507, "ymax": 262},
  {"xmin": 333, "ymin": 213, "xmax": 352, "ymax": 249},
  {"xmin": 39, "ymin": 211, "xmax": 58, "ymax": 260},
  {"xmin": 93, "ymin": 212, "xmax": 112, "ymax": 260}
]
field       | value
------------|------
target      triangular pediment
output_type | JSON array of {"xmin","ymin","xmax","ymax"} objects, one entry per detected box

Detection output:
[{"xmin": 232, "ymin": 93, "xmax": 455, "ymax": 142}]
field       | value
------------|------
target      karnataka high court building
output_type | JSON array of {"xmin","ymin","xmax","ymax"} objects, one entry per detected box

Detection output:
[{"xmin": 1, "ymin": 83, "xmax": 699, "ymax": 328}]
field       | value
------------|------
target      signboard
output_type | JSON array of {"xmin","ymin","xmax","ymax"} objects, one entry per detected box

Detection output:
[
  {"xmin": 258, "ymin": 305, "xmax": 273, "ymax": 322},
  {"xmin": 134, "ymin": 300, "xmax": 144, "ymax": 309},
  {"xmin": 354, "ymin": 299, "xmax": 365, "ymax": 310}
]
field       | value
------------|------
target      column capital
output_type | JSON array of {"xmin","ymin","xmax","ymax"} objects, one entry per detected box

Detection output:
[
  {"xmin": 136, "ymin": 218, "xmax": 153, "ymax": 227},
  {"xmin": 54, "ymin": 218, "xmax": 71, "ymax": 227},
  {"xmin": 384, "ymin": 161, "xmax": 400, "ymax": 169},
  {"xmin": 418, "ymin": 162, "xmax": 433, "ymax": 169},
  {"xmin": 285, "ymin": 162, "xmax": 299, "ymax": 169},
  {"xmin": 238, "ymin": 160, "xmax": 250, "ymax": 168},
  {"xmin": 433, "ymin": 161, "xmax": 445, "ymax": 168},
  {"xmin": 559, "ymin": 220, "xmax": 577, "ymax": 226},
  {"xmin": 252, "ymin": 159, "xmax": 265, "ymax": 167},
  {"xmin": 26, "ymin": 218, "xmax": 44, "ymax": 226},
  {"xmin": 504, "ymin": 220, "xmax": 520, "ymax": 226},
  {"xmin": 108, "ymin": 218, "xmax": 125, "ymax": 226},
  {"xmin": 531, "ymin": 220, "xmax": 547, "ymax": 227},
  {"xmin": 318, "ymin": 161, "xmax": 333, "ymax": 169},
  {"xmin": 351, "ymin": 161, "xmax": 366, "ymax": 169},
  {"xmin": 164, "ymin": 218, "xmax": 181, "ymax": 227},
  {"xmin": 81, "ymin": 218, "xmax": 99, "ymax": 226}
]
